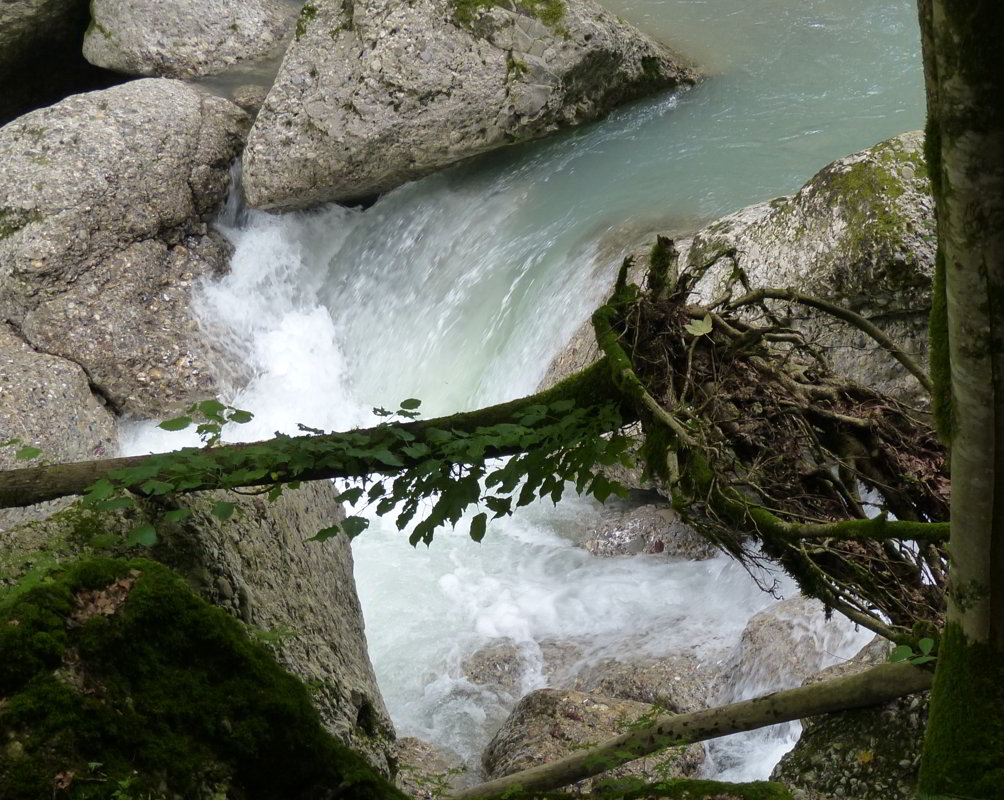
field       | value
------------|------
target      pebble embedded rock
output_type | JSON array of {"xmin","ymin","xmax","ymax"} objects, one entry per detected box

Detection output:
[
  {"xmin": 243, "ymin": 0, "xmax": 697, "ymax": 209},
  {"xmin": 0, "ymin": 79, "xmax": 250, "ymax": 416},
  {"xmin": 482, "ymin": 688, "xmax": 704, "ymax": 788}
]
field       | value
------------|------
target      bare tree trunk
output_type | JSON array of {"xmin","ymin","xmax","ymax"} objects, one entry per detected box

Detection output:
[{"xmin": 916, "ymin": 1, "xmax": 1004, "ymax": 795}]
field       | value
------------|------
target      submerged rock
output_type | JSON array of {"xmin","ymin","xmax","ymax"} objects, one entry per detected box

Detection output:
[
  {"xmin": 0, "ymin": 79, "xmax": 249, "ymax": 416},
  {"xmin": 83, "ymin": 0, "xmax": 297, "ymax": 79},
  {"xmin": 243, "ymin": 0, "xmax": 696, "ymax": 209},
  {"xmin": 0, "ymin": 556, "xmax": 405, "ymax": 800},
  {"xmin": 482, "ymin": 688, "xmax": 704, "ymax": 788}
]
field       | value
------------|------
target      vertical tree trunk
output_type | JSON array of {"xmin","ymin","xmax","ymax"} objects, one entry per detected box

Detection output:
[{"xmin": 916, "ymin": 2, "xmax": 1004, "ymax": 795}]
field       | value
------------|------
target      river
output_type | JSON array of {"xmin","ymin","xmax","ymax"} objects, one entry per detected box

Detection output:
[{"xmin": 124, "ymin": 0, "xmax": 925, "ymax": 783}]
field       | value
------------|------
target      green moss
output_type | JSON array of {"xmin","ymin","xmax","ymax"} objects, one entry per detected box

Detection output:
[
  {"xmin": 451, "ymin": 0, "xmax": 565, "ymax": 29},
  {"xmin": 0, "ymin": 208, "xmax": 42, "ymax": 240},
  {"xmin": 917, "ymin": 621, "xmax": 1004, "ymax": 797},
  {"xmin": 294, "ymin": 3, "xmax": 317, "ymax": 40},
  {"xmin": 928, "ymin": 247, "xmax": 952, "ymax": 441},
  {"xmin": 0, "ymin": 557, "xmax": 406, "ymax": 800}
]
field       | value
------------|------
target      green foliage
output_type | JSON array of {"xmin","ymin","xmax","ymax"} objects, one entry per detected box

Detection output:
[
  {"xmin": 889, "ymin": 637, "xmax": 937, "ymax": 666},
  {"xmin": 78, "ymin": 395, "xmax": 632, "ymax": 549},
  {"xmin": 157, "ymin": 399, "xmax": 255, "ymax": 448},
  {"xmin": 0, "ymin": 557, "xmax": 407, "ymax": 800}
]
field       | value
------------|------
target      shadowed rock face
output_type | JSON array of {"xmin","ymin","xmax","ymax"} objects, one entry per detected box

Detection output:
[
  {"xmin": 0, "ymin": 0, "xmax": 125, "ymax": 125},
  {"xmin": 242, "ymin": 0, "xmax": 697, "ymax": 210},
  {"xmin": 83, "ymin": 0, "xmax": 298, "ymax": 79},
  {"xmin": 0, "ymin": 79, "xmax": 249, "ymax": 416}
]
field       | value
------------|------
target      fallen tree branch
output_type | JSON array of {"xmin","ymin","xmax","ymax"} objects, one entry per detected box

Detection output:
[
  {"xmin": 726, "ymin": 288, "xmax": 934, "ymax": 395},
  {"xmin": 451, "ymin": 662, "xmax": 933, "ymax": 800},
  {"xmin": 0, "ymin": 359, "xmax": 629, "ymax": 510}
]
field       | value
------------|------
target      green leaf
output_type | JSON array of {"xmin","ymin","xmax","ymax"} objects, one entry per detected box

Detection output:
[
  {"xmin": 158, "ymin": 416, "xmax": 193, "ymax": 432},
  {"xmin": 94, "ymin": 497, "xmax": 136, "ymax": 511},
  {"xmin": 127, "ymin": 524, "xmax": 157, "ymax": 547},
  {"xmin": 402, "ymin": 442, "xmax": 430, "ymax": 458},
  {"xmin": 684, "ymin": 314, "xmax": 713, "ymax": 336},
  {"xmin": 297, "ymin": 422, "xmax": 326, "ymax": 435},
  {"xmin": 211, "ymin": 501, "xmax": 236, "ymax": 520},
  {"xmin": 469, "ymin": 512, "xmax": 487, "ymax": 542},
  {"xmin": 162, "ymin": 508, "xmax": 192, "ymax": 523},
  {"xmin": 400, "ymin": 398, "xmax": 422, "ymax": 410},
  {"xmin": 140, "ymin": 479, "xmax": 174, "ymax": 496},
  {"xmin": 334, "ymin": 487, "xmax": 364, "ymax": 505},
  {"xmin": 14, "ymin": 445, "xmax": 42, "ymax": 460},
  {"xmin": 341, "ymin": 516, "xmax": 369, "ymax": 539},
  {"xmin": 308, "ymin": 526, "xmax": 341, "ymax": 543},
  {"xmin": 83, "ymin": 478, "xmax": 116, "ymax": 503},
  {"xmin": 373, "ymin": 449, "xmax": 405, "ymax": 467},
  {"xmin": 910, "ymin": 655, "xmax": 936, "ymax": 665},
  {"xmin": 228, "ymin": 409, "xmax": 254, "ymax": 424},
  {"xmin": 197, "ymin": 399, "xmax": 227, "ymax": 421},
  {"xmin": 889, "ymin": 644, "xmax": 914, "ymax": 663},
  {"xmin": 918, "ymin": 637, "xmax": 935, "ymax": 655}
]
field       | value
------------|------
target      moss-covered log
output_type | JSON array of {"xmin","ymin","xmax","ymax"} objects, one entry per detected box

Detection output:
[{"xmin": 451, "ymin": 662, "xmax": 933, "ymax": 800}]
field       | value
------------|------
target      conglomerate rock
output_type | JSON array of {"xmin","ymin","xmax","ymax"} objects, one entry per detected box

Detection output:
[
  {"xmin": 482, "ymin": 688, "xmax": 704, "ymax": 788},
  {"xmin": 83, "ymin": 0, "xmax": 297, "ymax": 78},
  {"xmin": 0, "ymin": 79, "xmax": 249, "ymax": 416},
  {"xmin": 243, "ymin": 0, "xmax": 696, "ymax": 209}
]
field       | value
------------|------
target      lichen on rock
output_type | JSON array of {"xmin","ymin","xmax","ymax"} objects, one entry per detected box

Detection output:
[{"xmin": 0, "ymin": 556, "xmax": 407, "ymax": 800}]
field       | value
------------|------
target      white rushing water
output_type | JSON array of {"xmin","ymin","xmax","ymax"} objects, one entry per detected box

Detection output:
[{"xmin": 123, "ymin": 0, "xmax": 923, "ymax": 782}]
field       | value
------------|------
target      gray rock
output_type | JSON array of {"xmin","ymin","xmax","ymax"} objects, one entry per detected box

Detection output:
[
  {"xmin": 482, "ymin": 688, "xmax": 703, "ymax": 788},
  {"xmin": 683, "ymin": 131, "xmax": 934, "ymax": 401},
  {"xmin": 232, "ymin": 83, "xmax": 271, "ymax": 115},
  {"xmin": 243, "ymin": 0, "xmax": 696, "ymax": 209},
  {"xmin": 568, "ymin": 653, "xmax": 717, "ymax": 714},
  {"xmin": 0, "ymin": 481, "xmax": 396, "ymax": 773},
  {"xmin": 83, "ymin": 0, "xmax": 297, "ymax": 79},
  {"xmin": 712, "ymin": 595, "xmax": 860, "ymax": 704},
  {"xmin": 463, "ymin": 638, "xmax": 526, "ymax": 694},
  {"xmin": 772, "ymin": 637, "xmax": 927, "ymax": 800},
  {"xmin": 394, "ymin": 737, "xmax": 473, "ymax": 798},
  {"xmin": 0, "ymin": 79, "xmax": 250, "ymax": 416},
  {"xmin": 584, "ymin": 501, "xmax": 717, "ymax": 561},
  {"xmin": 0, "ymin": 323, "xmax": 117, "ymax": 529}
]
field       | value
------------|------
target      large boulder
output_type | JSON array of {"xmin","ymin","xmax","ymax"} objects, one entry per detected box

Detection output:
[
  {"xmin": 541, "ymin": 132, "xmax": 934, "ymax": 402},
  {"xmin": 683, "ymin": 131, "xmax": 934, "ymax": 401},
  {"xmin": 482, "ymin": 688, "xmax": 704, "ymax": 789},
  {"xmin": 83, "ymin": 0, "xmax": 297, "ymax": 79},
  {"xmin": 0, "ymin": 79, "xmax": 249, "ymax": 416},
  {"xmin": 243, "ymin": 0, "xmax": 696, "ymax": 209},
  {"xmin": 567, "ymin": 653, "xmax": 717, "ymax": 714},
  {"xmin": 0, "ymin": 482, "xmax": 397, "ymax": 772},
  {"xmin": 0, "ymin": 556, "xmax": 405, "ymax": 800},
  {"xmin": 583, "ymin": 501, "xmax": 717, "ymax": 561}
]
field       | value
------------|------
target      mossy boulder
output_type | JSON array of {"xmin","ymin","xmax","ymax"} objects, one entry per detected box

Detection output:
[{"xmin": 0, "ymin": 556, "xmax": 407, "ymax": 800}]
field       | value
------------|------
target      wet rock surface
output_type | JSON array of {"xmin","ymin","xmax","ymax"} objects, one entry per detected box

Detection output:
[
  {"xmin": 243, "ymin": 0, "xmax": 696, "ymax": 209},
  {"xmin": 584, "ymin": 501, "xmax": 717, "ymax": 561}
]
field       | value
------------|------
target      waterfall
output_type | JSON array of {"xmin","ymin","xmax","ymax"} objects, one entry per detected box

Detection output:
[{"xmin": 122, "ymin": 0, "xmax": 923, "ymax": 780}]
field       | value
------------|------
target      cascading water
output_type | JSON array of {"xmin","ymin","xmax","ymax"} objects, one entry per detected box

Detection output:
[{"xmin": 122, "ymin": 0, "xmax": 924, "ymax": 782}]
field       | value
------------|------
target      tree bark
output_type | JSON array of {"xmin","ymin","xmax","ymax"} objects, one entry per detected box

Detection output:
[
  {"xmin": 452, "ymin": 662, "xmax": 933, "ymax": 800},
  {"xmin": 916, "ymin": 1, "xmax": 1004, "ymax": 795}
]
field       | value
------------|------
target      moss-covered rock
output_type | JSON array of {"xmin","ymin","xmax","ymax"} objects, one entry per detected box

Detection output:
[{"xmin": 0, "ymin": 556, "xmax": 408, "ymax": 800}]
